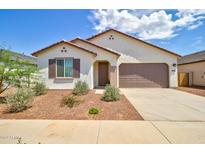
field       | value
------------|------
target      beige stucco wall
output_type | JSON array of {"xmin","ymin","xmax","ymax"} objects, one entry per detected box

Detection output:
[
  {"xmin": 178, "ymin": 61, "xmax": 205, "ymax": 86},
  {"xmin": 89, "ymin": 31, "xmax": 178, "ymax": 87},
  {"xmin": 93, "ymin": 61, "xmax": 98, "ymax": 87},
  {"xmin": 110, "ymin": 65, "xmax": 117, "ymax": 87},
  {"xmin": 36, "ymin": 43, "xmax": 95, "ymax": 89}
]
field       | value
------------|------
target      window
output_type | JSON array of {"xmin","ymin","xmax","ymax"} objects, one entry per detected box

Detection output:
[{"xmin": 56, "ymin": 58, "xmax": 73, "ymax": 77}]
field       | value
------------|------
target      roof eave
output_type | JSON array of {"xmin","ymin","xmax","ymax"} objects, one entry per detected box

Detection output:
[
  {"xmin": 178, "ymin": 60, "xmax": 205, "ymax": 65},
  {"xmin": 31, "ymin": 40, "xmax": 97, "ymax": 57},
  {"xmin": 71, "ymin": 38, "xmax": 121, "ymax": 57}
]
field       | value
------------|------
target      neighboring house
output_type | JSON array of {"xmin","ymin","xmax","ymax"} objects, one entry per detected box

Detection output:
[
  {"xmin": 0, "ymin": 49, "xmax": 37, "ymax": 65},
  {"xmin": 32, "ymin": 29, "xmax": 181, "ymax": 89},
  {"xmin": 178, "ymin": 50, "xmax": 205, "ymax": 87}
]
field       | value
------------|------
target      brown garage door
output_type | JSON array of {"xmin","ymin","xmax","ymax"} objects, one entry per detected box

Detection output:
[{"xmin": 119, "ymin": 63, "xmax": 169, "ymax": 88}]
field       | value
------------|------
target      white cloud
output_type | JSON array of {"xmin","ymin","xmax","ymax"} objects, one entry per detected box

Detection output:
[
  {"xmin": 128, "ymin": 9, "xmax": 160, "ymax": 17},
  {"xmin": 90, "ymin": 9, "xmax": 205, "ymax": 40},
  {"xmin": 176, "ymin": 9, "xmax": 205, "ymax": 18},
  {"xmin": 188, "ymin": 21, "xmax": 203, "ymax": 30}
]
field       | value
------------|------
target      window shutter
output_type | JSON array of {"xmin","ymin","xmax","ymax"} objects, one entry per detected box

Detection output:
[
  {"xmin": 48, "ymin": 59, "xmax": 56, "ymax": 78},
  {"xmin": 73, "ymin": 58, "xmax": 80, "ymax": 78}
]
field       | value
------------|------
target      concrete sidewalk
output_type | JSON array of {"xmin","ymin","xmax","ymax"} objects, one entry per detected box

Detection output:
[{"xmin": 0, "ymin": 120, "xmax": 205, "ymax": 144}]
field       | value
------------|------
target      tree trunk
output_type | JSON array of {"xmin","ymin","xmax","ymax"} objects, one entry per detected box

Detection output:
[{"xmin": 0, "ymin": 83, "xmax": 3, "ymax": 94}]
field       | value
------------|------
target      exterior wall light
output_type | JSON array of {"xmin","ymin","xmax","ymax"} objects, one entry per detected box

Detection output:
[{"xmin": 173, "ymin": 63, "xmax": 177, "ymax": 67}]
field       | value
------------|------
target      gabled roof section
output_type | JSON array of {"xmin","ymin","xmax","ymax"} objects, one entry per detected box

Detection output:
[
  {"xmin": 31, "ymin": 40, "xmax": 97, "ymax": 57},
  {"xmin": 178, "ymin": 50, "xmax": 205, "ymax": 65},
  {"xmin": 71, "ymin": 38, "xmax": 120, "ymax": 56},
  {"xmin": 87, "ymin": 29, "xmax": 181, "ymax": 58}
]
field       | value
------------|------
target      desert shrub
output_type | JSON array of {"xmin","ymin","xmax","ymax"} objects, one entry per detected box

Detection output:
[
  {"xmin": 33, "ymin": 82, "xmax": 48, "ymax": 96},
  {"xmin": 61, "ymin": 95, "xmax": 80, "ymax": 108},
  {"xmin": 0, "ymin": 97, "xmax": 6, "ymax": 104},
  {"xmin": 102, "ymin": 84, "xmax": 120, "ymax": 102},
  {"xmin": 89, "ymin": 107, "xmax": 99, "ymax": 115},
  {"xmin": 6, "ymin": 88, "xmax": 34, "ymax": 113},
  {"xmin": 72, "ymin": 80, "xmax": 89, "ymax": 96}
]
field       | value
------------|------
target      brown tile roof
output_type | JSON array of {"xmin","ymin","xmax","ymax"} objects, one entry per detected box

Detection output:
[
  {"xmin": 31, "ymin": 40, "xmax": 97, "ymax": 57},
  {"xmin": 178, "ymin": 50, "xmax": 205, "ymax": 65},
  {"xmin": 87, "ymin": 28, "xmax": 181, "ymax": 58},
  {"xmin": 71, "ymin": 38, "xmax": 120, "ymax": 56}
]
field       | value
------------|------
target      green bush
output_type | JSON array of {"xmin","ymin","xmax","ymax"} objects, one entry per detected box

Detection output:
[
  {"xmin": 33, "ymin": 82, "xmax": 48, "ymax": 96},
  {"xmin": 62, "ymin": 95, "xmax": 80, "ymax": 108},
  {"xmin": 72, "ymin": 80, "xmax": 89, "ymax": 96},
  {"xmin": 89, "ymin": 107, "xmax": 99, "ymax": 115},
  {"xmin": 102, "ymin": 85, "xmax": 120, "ymax": 102},
  {"xmin": 6, "ymin": 88, "xmax": 34, "ymax": 113}
]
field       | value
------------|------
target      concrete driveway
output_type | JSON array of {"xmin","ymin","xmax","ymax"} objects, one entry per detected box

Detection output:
[{"xmin": 121, "ymin": 88, "xmax": 205, "ymax": 121}]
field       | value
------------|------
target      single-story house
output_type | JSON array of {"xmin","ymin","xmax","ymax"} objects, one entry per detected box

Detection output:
[
  {"xmin": 178, "ymin": 50, "xmax": 205, "ymax": 87},
  {"xmin": 32, "ymin": 29, "xmax": 181, "ymax": 89}
]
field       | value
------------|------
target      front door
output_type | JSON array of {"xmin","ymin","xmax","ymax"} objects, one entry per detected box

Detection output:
[{"xmin": 98, "ymin": 62, "xmax": 109, "ymax": 86}]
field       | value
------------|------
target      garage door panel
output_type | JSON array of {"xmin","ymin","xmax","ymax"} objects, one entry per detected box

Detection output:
[
  {"xmin": 119, "ymin": 63, "xmax": 169, "ymax": 88},
  {"xmin": 120, "ymin": 79, "xmax": 162, "ymax": 88}
]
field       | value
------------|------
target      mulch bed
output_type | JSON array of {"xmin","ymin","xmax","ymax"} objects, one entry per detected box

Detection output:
[
  {"xmin": 176, "ymin": 86, "xmax": 205, "ymax": 97},
  {"xmin": 0, "ymin": 90, "xmax": 143, "ymax": 120}
]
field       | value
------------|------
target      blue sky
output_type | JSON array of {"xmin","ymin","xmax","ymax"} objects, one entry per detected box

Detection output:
[{"xmin": 0, "ymin": 9, "xmax": 205, "ymax": 56}]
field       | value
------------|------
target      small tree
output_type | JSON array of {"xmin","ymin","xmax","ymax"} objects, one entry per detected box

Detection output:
[{"xmin": 0, "ymin": 49, "xmax": 38, "ymax": 95}]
